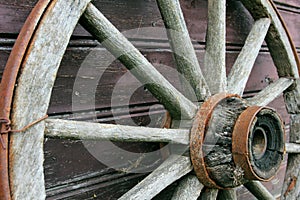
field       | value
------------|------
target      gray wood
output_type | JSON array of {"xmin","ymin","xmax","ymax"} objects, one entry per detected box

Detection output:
[
  {"xmin": 204, "ymin": 0, "xmax": 226, "ymax": 94},
  {"xmin": 241, "ymin": 0, "xmax": 299, "ymax": 78},
  {"xmin": 281, "ymin": 114, "xmax": 300, "ymax": 199},
  {"xmin": 45, "ymin": 119, "xmax": 189, "ymax": 145},
  {"xmin": 171, "ymin": 175, "xmax": 203, "ymax": 200},
  {"xmin": 9, "ymin": 0, "xmax": 91, "ymax": 199},
  {"xmin": 156, "ymin": 0, "xmax": 210, "ymax": 101},
  {"xmin": 244, "ymin": 181, "xmax": 275, "ymax": 200},
  {"xmin": 227, "ymin": 18, "xmax": 271, "ymax": 96},
  {"xmin": 285, "ymin": 79, "xmax": 300, "ymax": 114},
  {"xmin": 203, "ymin": 97, "xmax": 248, "ymax": 188},
  {"xmin": 286, "ymin": 143, "xmax": 300, "ymax": 154},
  {"xmin": 118, "ymin": 155, "xmax": 192, "ymax": 200},
  {"xmin": 248, "ymin": 78, "xmax": 294, "ymax": 106},
  {"xmin": 217, "ymin": 189, "xmax": 237, "ymax": 200},
  {"xmin": 199, "ymin": 188, "xmax": 218, "ymax": 200},
  {"xmin": 282, "ymin": 75, "xmax": 300, "ymax": 199},
  {"xmin": 80, "ymin": 3, "xmax": 197, "ymax": 119}
]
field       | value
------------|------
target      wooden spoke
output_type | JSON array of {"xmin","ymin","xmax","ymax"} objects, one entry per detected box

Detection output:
[
  {"xmin": 198, "ymin": 188, "xmax": 218, "ymax": 200},
  {"xmin": 118, "ymin": 155, "xmax": 192, "ymax": 200},
  {"xmin": 44, "ymin": 119, "xmax": 189, "ymax": 145},
  {"xmin": 286, "ymin": 143, "xmax": 300, "ymax": 154},
  {"xmin": 204, "ymin": 0, "xmax": 226, "ymax": 94},
  {"xmin": 80, "ymin": 3, "xmax": 197, "ymax": 119},
  {"xmin": 171, "ymin": 175, "xmax": 203, "ymax": 200},
  {"xmin": 244, "ymin": 181, "xmax": 275, "ymax": 200},
  {"xmin": 248, "ymin": 78, "xmax": 294, "ymax": 106},
  {"xmin": 156, "ymin": 0, "xmax": 210, "ymax": 101},
  {"xmin": 227, "ymin": 18, "xmax": 271, "ymax": 96},
  {"xmin": 217, "ymin": 189, "xmax": 237, "ymax": 200}
]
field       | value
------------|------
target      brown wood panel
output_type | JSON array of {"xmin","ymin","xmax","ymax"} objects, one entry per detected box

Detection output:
[
  {"xmin": 278, "ymin": 9, "xmax": 300, "ymax": 47},
  {"xmin": 47, "ymin": 46, "xmax": 279, "ymax": 115},
  {"xmin": 0, "ymin": 0, "xmax": 299, "ymax": 46},
  {"xmin": 275, "ymin": 0, "xmax": 300, "ymax": 8}
]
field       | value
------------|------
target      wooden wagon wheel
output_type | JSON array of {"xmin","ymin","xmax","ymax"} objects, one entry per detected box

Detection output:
[{"xmin": 1, "ymin": 0, "xmax": 300, "ymax": 199}]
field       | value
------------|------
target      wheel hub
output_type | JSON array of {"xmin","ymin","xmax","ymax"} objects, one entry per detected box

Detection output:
[{"xmin": 190, "ymin": 93, "xmax": 285, "ymax": 189}]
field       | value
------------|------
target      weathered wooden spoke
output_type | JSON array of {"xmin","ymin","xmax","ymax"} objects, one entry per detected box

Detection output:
[
  {"xmin": 44, "ymin": 119, "xmax": 189, "ymax": 145},
  {"xmin": 118, "ymin": 155, "xmax": 192, "ymax": 200},
  {"xmin": 204, "ymin": 0, "xmax": 226, "ymax": 94},
  {"xmin": 217, "ymin": 189, "xmax": 237, "ymax": 200},
  {"xmin": 171, "ymin": 175, "xmax": 203, "ymax": 200},
  {"xmin": 227, "ymin": 18, "xmax": 271, "ymax": 96},
  {"xmin": 248, "ymin": 78, "xmax": 294, "ymax": 106},
  {"xmin": 156, "ymin": 0, "xmax": 210, "ymax": 101},
  {"xmin": 286, "ymin": 143, "xmax": 300, "ymax": 154},
  {"xmin": 2, "ymin": 0, "xmax": 300, "ymax": 199},
  {"xmin": 80, "ymin": 3, "xmax": 197, "ymax": 119},
  {"xmin": 198, "ymin": 188, "xmax": 218, "ymax": 200},
  {"xmin": 244, "ymin": 181, "xmax": 275, "ymax": 200}
]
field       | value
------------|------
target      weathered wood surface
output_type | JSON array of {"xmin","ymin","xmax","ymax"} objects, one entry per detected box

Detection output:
[
  {"xmin": 282, "ymin": 115, "xmax": 300, "ymax": 199},
  {"xmin": 204, "ymin": 97, "xmax": 248, "ymax": 188},
  {"xmin": 204, "ymin": 0, "xmax": 226, "ymax": 94},
  {"xmin": 80, "ymin": 3, "xmax": 197, "ymax": 119},
  {"xmin": 156, "ymin": 0, "xmax": 209, "ymax": 101},
  {"xmin": 118, "ymin": 155, "xmax": 192, "ymax": 200},
  {"xmin": 286, "ymin": 143, "xmax": 300, "ymax": 153},
  {"xmin": 241, "ymin": 0, "xmax": 299, "ymax": 78},
  {"xmin": 248, "ymin": 78, "xmax": 294, "ymax": 106},
  {"xmin": 9, "ymin": 0, "xmax": 90, "ymax": 199},
  {"xmin": 0, "ymin": 0, "xmax": 298, "ymax": 199},
  {"xmin": 244, "ymin": 181, "xmax": 275, "ymax": 200},
  {"xmin": 227, "ymin": 18, "xmax": 271, "ymax": 96},
  {"xmin": 171, "ymin": 175, "xmax": 203, "ymax": 200},
  {"xmin": 217, "ymin": 189, "xmax": 237, "ymax": 200},
  {"xmin": 45, "ymin": 118, "xmax": 189, "ymax": 144},
  {"xmin": 198, "ymin": 188, "xmax": 218, "ymax": 200}
]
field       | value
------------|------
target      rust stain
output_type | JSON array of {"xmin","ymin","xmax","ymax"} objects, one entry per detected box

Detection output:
[
  {"xmin": 190, "ymin": 93, "xmax": 238, "ymax": 189},
  {"xmin": 284, "ymin": 176, "xmax": 297, "ymax": 197}
]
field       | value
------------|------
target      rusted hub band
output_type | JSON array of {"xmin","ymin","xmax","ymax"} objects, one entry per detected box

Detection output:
[
  {"xmin": 190, "ymin": 93, "xmax": 238, "ymax": 189},
  {"xmin": 191, "ymin": 94, "xmax": 285, "ymax": 188},
  {"xmin": 232, "ymin": 106, "xmax": 285, "ymax": 181}
]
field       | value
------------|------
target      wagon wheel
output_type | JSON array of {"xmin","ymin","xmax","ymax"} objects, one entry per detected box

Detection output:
[{"xmin": 1, "ymin": 0, "xmax": 300, "ymax": 199}]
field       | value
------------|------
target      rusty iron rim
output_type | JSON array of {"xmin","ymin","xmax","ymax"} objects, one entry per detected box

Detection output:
[
  {"xmin": 190, "ymin": 93, "xmax": 239, "ymax": 189},
  {"xmin": 232, "ymin": 106, "xmax": 285, "ymax": 181},
  {"xmin": 0, "ymin": 0, "xmax": 52, "ymax": 199}
]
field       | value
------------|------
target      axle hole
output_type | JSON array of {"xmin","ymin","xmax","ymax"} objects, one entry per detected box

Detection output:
[{"xmin": 252, "ymin": 127, "xmax": 267, "ymax": 160}]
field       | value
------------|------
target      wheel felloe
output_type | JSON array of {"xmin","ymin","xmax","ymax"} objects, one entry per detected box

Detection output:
[{"xmin": 190, "ymin": 94, "xmax": 285, "ymax": 188}]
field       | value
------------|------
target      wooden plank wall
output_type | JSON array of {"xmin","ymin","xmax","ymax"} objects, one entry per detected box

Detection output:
[{"xmin": 0, "ymin": 0, "xmax": 299, "ymax": 199}]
